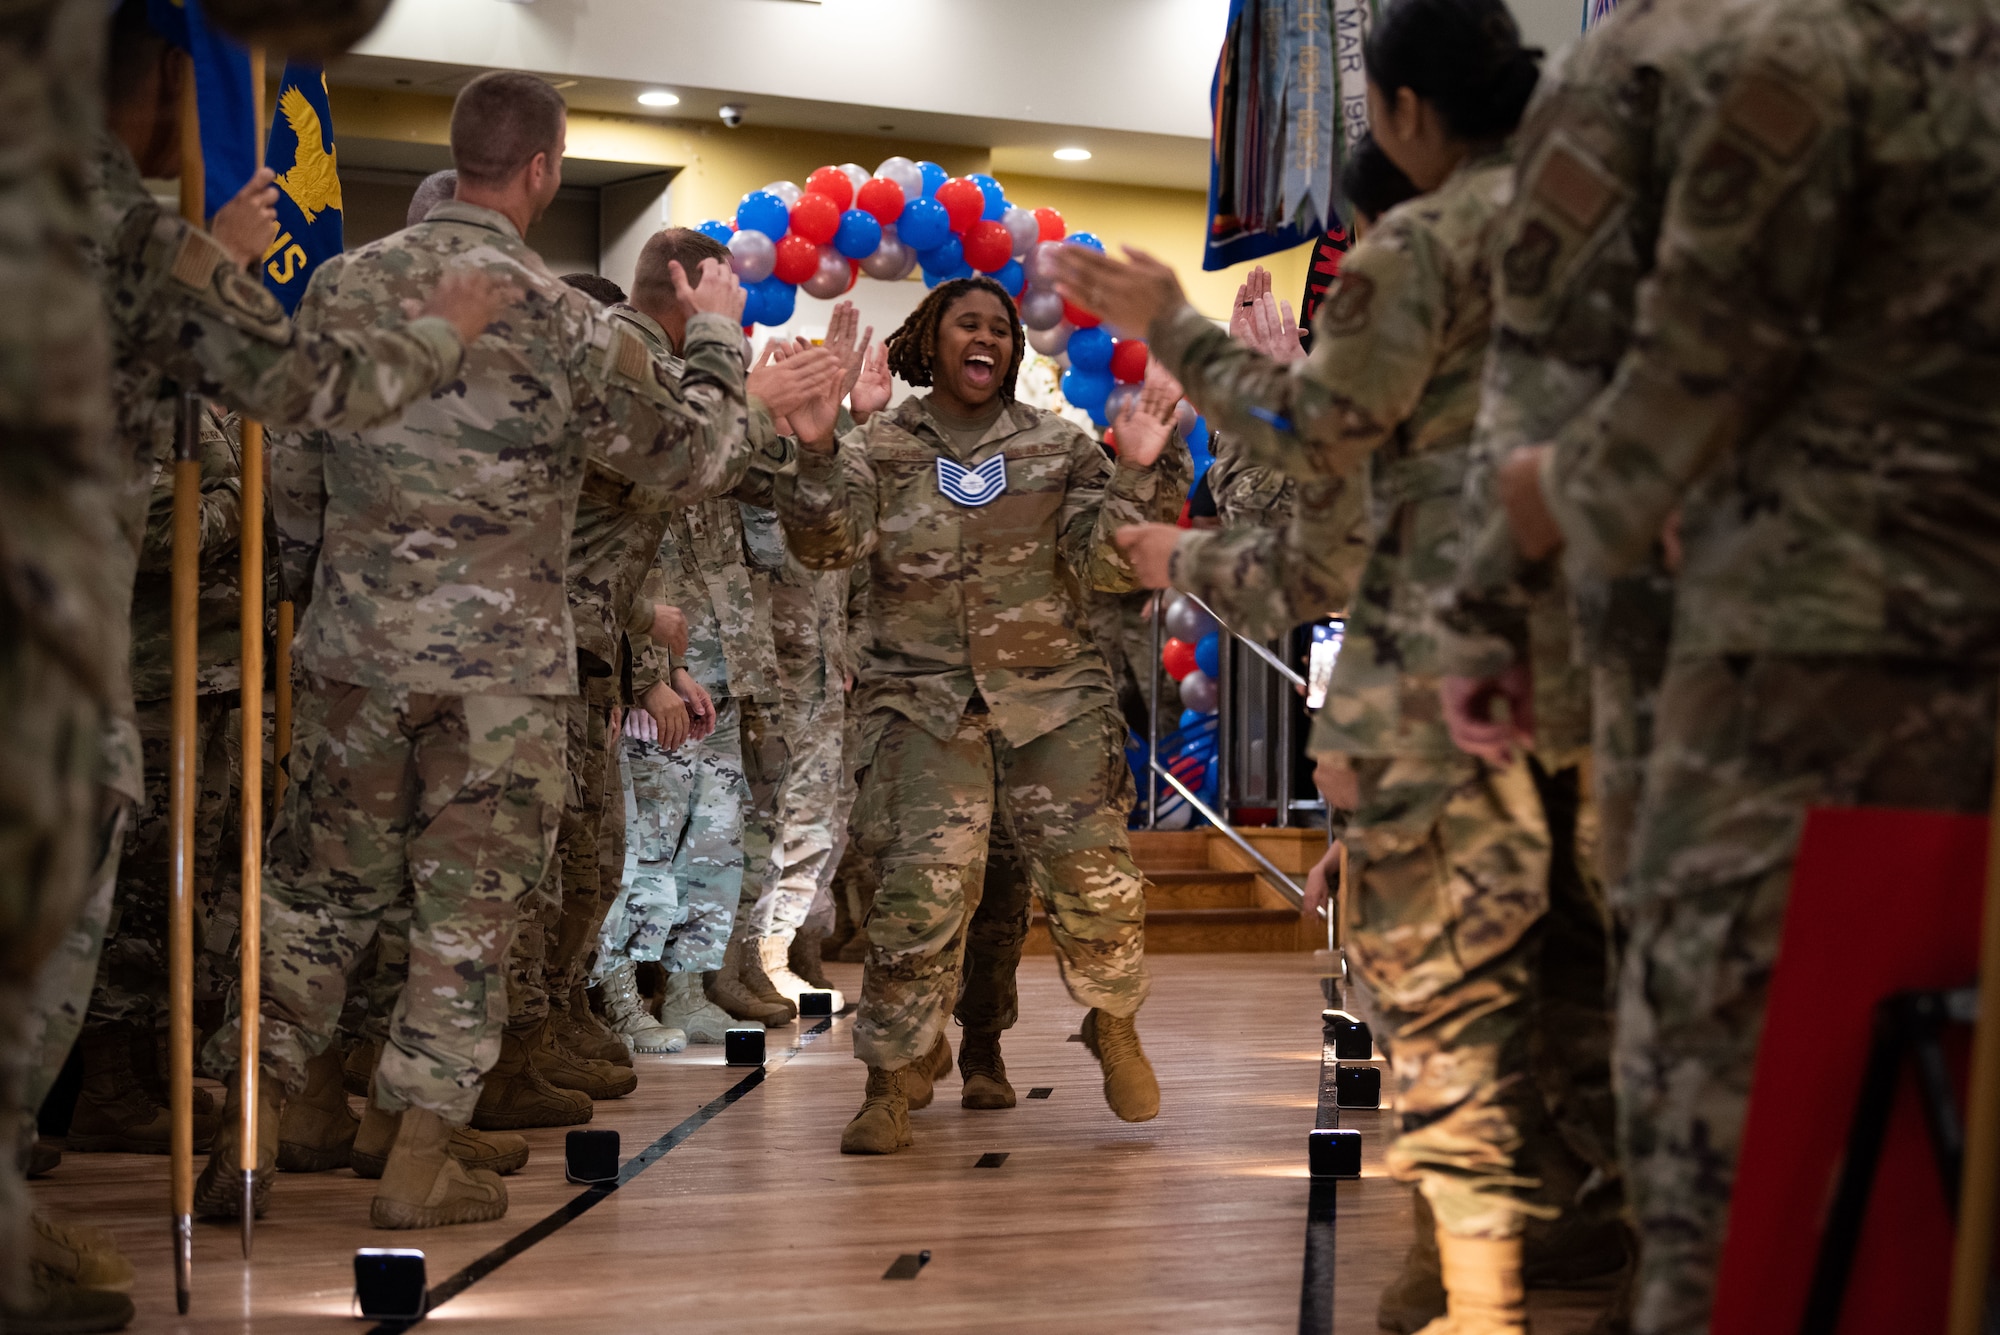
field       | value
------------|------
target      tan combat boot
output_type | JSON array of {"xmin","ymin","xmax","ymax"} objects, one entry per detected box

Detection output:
[
  {"xmin": 556, "ymin": 978, "xmax": 634, "ymax": 1068},
  {"xmin": 525, "ymin": 1017, "xmax": 638, "ymax": 1100},
  {"xmin": 470, "ymin": 1026, "xmax": 592, "ymax": 1131},
  {"xmin": 1415, "ymin": 1233, "xmax": 1527, "ymax": 1335},
  {"xmin": 369, "ymin": 1105, "xmax": 509, "ymax": 1230},
  {"xmin": 598, "ymin": 959, "xmax": 686, "ymax": 1054},
  {"xmin": 901, "ymin": 1033, "xmax": 954, "ymax": 1111},
  {"xmin": 342, "ymin": 1035, "xmax": 382, "ymax": 1097},
  {"xmin": 30, "ymin": 1214, "xmax": 134, "ymax": 1292},
  {"xmin": 1080, "ymin": 1008, "xmax": 1160, "ymax": 1123},
  {"xmin": 1379, "ymin": 1189, "xmax": 1448, "ymax": 1333},
  {"xmin": 660, "ymin": 969, "xmax": 741, "ymax": 1044},
  {"xmin": 192, "ymin": 1072, "xmax": 283, "ymax": 1220},
  {"xmin": 66, "ymin": 1024, "xmax": 217, "ymax": 1154},
  {"xmin": 839, "ymin": 1067, "xmax": 913, "ymax": 1155},
  {"xmin": 2, "ymin": 1266, "xmax": 134, "ymax": 1334},
  {"xmin": 756, "ymin": 935, "xmax": 846, "ymax": 1014},
  {"xmin": 276, "ymin": 1047, "xmax": 359, "ymax": 1173},
  {"xmin": 789, "ymin": 929, "xmax": 841, "ymax": 997},
  {"xmin": 958, "ymin": 1029, "xmax": 1016, "ymax": 1109},
  {"xmin": 706, "ymin": 937, "xmax": 795, "ymax": 1027},
  {"xmin": 350, "ymin": 1090, "xmax": 529, "ymax": 1180}
]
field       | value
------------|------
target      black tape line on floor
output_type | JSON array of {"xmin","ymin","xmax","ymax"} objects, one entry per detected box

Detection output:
[
  {"xmin": 882, "ymin": 1250, "xmax": 932, "ymax": 1280},
  {"xmin": 1027, "ymin": 1086, "xmax": 1053, "ymax": 1099},
  {"xmin": 370, "ymin": 1018, "xmax": 834, "ymax": 1333},
  {"xmin": 1066, "ymin": 1033, "xmax": 1084, "ymax": 1043},
  {"xmin": 975, "ymin": 1152, "xmax": 1009, "ymax": 1168},
  {"xmin": 1297, "ymin": 1035, "xmax": 1341, "ymax": 1335}
]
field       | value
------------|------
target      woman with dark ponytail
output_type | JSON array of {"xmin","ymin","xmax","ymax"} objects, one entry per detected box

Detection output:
[{"xmin": 1057, "ymin": 4, "xmax": 1584, "ymax": 1332}]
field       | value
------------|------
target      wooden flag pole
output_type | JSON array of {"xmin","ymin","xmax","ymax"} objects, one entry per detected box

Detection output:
[
  {"xmin": 167, "ymin": 51, "xmax": 203, "ymax": 1316},
  {"xmin": 236, "ymin": 45, "xmax": 269, "ymax": 1261},
  {"xmin": 1946, "ymin": 702, "xmax": 2000, "ymax": 1332}
]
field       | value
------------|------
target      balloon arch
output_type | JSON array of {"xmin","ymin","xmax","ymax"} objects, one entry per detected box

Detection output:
[{"xmin": 699, "ymin": 155, "xmax": 1171, "ymax": 432}]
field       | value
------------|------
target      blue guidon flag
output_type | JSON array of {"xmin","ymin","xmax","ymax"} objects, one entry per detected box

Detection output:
[
  {"xmin": 937, "ymin": 454, "xmax": 1008, "ymax": 507},
  {"xmin": 261, "ymin": 63, "xmax": 344, "ymax": 313}
]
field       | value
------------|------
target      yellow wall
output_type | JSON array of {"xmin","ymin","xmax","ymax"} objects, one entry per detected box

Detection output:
[{"xmin": 327, "ymin": 87, "xmax": 1316, "ymax": 322}]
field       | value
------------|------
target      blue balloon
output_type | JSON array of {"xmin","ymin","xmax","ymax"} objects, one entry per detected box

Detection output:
[
  {"xmin": 969, "ymin": 173, "xmax": 1007, "ymax": 220},
  {"xmin": 1187, "ymin": 415, "xmax": 1210, "ymax": 451},
  {"xmin": 917, "ymin": 160, "xmax": 949, "ymax": 198},
  {"xmin": 735, "ymin": 190, "xmax": 789, "ymax": 240},
  {"xmin": 1062, "ymin": 366, "xmax": 1114, "ymax": 413},
  {"xmin": 696, "ymin": 219, "xmax": 734, "ymax": 244},
  {"xmin": 748, "ymin": 276, "xmax": 796, "ymax": 326},
  {"xmin": 1089, "ymin": 402, "xmax": 1110, "ymax": 428},
  {"xmin": 1195, "ymin": 631, "xmax": 1221, "ymax": 679},
  {"xmin": 916, "ymin": 233, "xmax": 964, "ymax": 274},
  {"xmin": 833, "ymin": 209, "xmax": 884, "ymax": 259},
  {"xmin": 1178, "ymin": 708, "xmax": 1212, "ymax": 731},
  {"xmin": 898, "ymin": 195, "xmax": 951, "ymax": 252},
  {"xmin": 994, "ymin": 258, "xmax": 1026, "ymax": 298},
  {"xmin": 1067, "ymin": 326, "xmax": 1114, "ymax": 374},
  {"xmin": 1068, "ymin": 231, "xmax": 1106, "ymax": 253}
]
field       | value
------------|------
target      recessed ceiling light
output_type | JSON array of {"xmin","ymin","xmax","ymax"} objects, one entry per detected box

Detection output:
[
  {"xmin": 637, "ymin": 90, "xmax": 680, "ymax": 108},
  {"xmin": 1054, "ymin": 147, "xmax": 1092, "ymax": 162}
]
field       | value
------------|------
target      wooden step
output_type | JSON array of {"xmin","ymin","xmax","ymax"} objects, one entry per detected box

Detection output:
[
  {"xmin": 1144, "ymin": 869, "xmax": 1261, "ymax": 910},
  {"xmin": 1127, "ymin": 829, "xmax": 1212, "ymax": 870}
]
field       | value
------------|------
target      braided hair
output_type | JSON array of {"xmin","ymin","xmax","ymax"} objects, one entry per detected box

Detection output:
[{"xmin": 884, "ymin": 275, "xmax": 1027, "ymax": 402}]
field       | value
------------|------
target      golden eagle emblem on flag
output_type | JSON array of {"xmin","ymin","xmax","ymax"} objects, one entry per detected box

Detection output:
[{"xmin": 274, "ymin": 84, "xmax": 342, "ymax": 224}]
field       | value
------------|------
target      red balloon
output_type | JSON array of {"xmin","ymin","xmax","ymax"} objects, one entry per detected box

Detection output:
[
  {"xmin": 844, "ymin": 259, "xmax": 861, "ymax": 294},
  {"xmin": 962, "ymin": 219, "xmax": 1013, "ymax": 273},
  {"xmin": 1110, "ymin": 339, "xmax": 1149, "ymax": 384},
  {"xmin": 1162, "ymin": 637, "xmax": 1198, "ymax": 682},
  {"xmin": 1034, "ymin": 207, "xmax": 1066, "ymax": 242},
  {"xmin": 789, "ymin": 192, "xmax": 841, "ymax": 246},
  {"xmin": 773, "ymin": 233, "xmax": 820, "ymax": 285},
  {"xmin": 1103, "ymin": 427, "xmax": 1118, "ymax": 453},
  {"xmin": 804, "ymin": 166, "xmax": 853, "ymax": 210},
  {"xmin": 935, "ymin": 177, "xmax": 985, "ymax": 234},
  {"xmin": 855, "ymin": 177, "xmax": 906, "ymax": 226},
  {"xmin": 1063, "ymin": 298, "xmax": 1102, "ymax": 330}
]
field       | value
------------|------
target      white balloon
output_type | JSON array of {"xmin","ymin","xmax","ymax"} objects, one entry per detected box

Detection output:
[
  {"xmin": 1019, "ymin": 287, "xmax": 1065, "ymax": 331},
  {"xmin": 1026, "ymin": 240, "xmax": 1064, "ymax": 288},
  {"xmin": 1174, "ymin": 399, "xmax": 1198, "ymax": 437},
  {"xmin": 839, "ymin": 162, "xmax": 871, "ymax": 195},
  {"xmin": 728, "ymin": 229, "xmax": 776, "ymax": 283},
  {"xmin": 1177, "ymin": 668, "xmax": 1219, "ymax": 714},
  {"xmin": 1002, "ymin": 205, "xmax": 1040, "ymax": 259},
  {"xmin": 1027, "ymin": 321, "xmax": 1073, "ymax": 357},
  {"xmin": 763, "ymin": 179, "xmax": 803, "ymax": 207},
  {"xmin": 861, "ymin": 227, "xmax": 911, "ymax": 280},
  {"xmin": 875, "ymin": 156, "xmax": 924, "ymax": 203},
  {"xmin": 803, "ymin": 244, "xmax": 852, "ymax": 299}
]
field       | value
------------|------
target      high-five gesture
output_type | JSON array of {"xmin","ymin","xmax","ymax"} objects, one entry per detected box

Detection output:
[
  {"xmin": 777, "ymin": 337, "xmax": 844, "ymax": 450},
  {"xmin": 1110, "ymin": 362, "xmax": 1181, "ymax": 469},
  {"xmin": 850, "ymin": 342, "xmax": 892, "ymax": 423},
  {"xmin": 1051, "ymin": 244, "xmax": 1187, "ymax": 341},
  {"xmin": 745, "ymin": 340, "xmax": 842, "ymax": 419},
  {"xmin": 671, "ymin": 256, "xmax": 747, "ymax": 324},
  {"xmin": 822, "ymin": 301, "xmax": 876, "ymax": 408}
]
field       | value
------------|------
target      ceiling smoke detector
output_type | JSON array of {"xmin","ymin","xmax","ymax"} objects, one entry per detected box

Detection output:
[{"xmin": 718, "ymin": 104, "xmax": 746, "ymax": 128}]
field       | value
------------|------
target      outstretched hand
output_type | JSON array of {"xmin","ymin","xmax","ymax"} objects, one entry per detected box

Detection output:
[
  {"xmin": 746, "ymin": 344, "xmax": 842, "ymax": 419},
  {"xmin": 1110, "ymin": 366, "xmax": 1181, "ymax": 468},
  {"xmin": 850, "ymin": 341, "xmax": 892, "ymax": 423},
  {"xmin": 1112, "ymin": 523, "xmax": 1180, "ymax": 589},
  {"xmin": 1051, "ymin": 244, "xmax": 1186, "ymax": 341},
  {"xmin": 823, "ymin": 301, "xmax": 876, "ymax": 407},
  {"xmin": 212, "ymin": 167, "xmax": 280, "ymax": 270},
  {"xmin": 671, "ymin": 256, "xmax": 747, "ymax": 324}
]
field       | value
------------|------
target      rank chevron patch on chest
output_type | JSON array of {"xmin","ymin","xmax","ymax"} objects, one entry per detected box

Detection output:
[{"xmin": 937, "ymin": 454, "xmax": 1009, "ymax": 507}]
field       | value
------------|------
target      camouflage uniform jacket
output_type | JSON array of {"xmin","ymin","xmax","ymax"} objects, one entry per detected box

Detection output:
[
  {"xmin": 1204, "ymin": 432, "xmax": 1299, "ymax": 530},
  {"xmin": 276, "ymin": 201, "xmax": 751, "ymax": 696},
  {"xmin": 770, "ymin": 555, "xmax": 852, "ymax": 702},
  {"xmin": 1543, "ymin": 0, "xmax": 2000, "ymax": 664},
  {"xmin": 1169, "ymin": 467, "xmax": 1371, "ymax": 643},
  {"xmin": 1151, "ymin": 154, "xmax": 1512, "ymax": 758},
  {"xmin": 777, "ymin": 394, "xmax": 1190, "ymax": 748},
  {"xmin": 1437, "ymin": 0, "xmax": 1764, "ymax": 744}
]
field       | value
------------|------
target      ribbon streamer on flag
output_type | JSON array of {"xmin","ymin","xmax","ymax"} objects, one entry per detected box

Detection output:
[
  {"xmin": 146, "ymin": 0, "xmax": 256, "ymax": 224},
  {"xmin": 261, "ymin": 64, "xmax": 344, "ymax": 312}
]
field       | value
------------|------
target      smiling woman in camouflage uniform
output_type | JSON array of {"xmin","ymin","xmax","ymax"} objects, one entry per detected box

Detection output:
[{"xmin": 776, "ymin": 275, "xmax": 1189, "ymax": 1156}]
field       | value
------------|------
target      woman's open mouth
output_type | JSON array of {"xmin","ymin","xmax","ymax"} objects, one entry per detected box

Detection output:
[{"xmin": 963, "ymin": 352, "xmax": 997, "ymax": 388}]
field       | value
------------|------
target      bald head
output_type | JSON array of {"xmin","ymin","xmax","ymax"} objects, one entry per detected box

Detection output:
[{"xmin": 406, "ymin": 169, "xmax": 457, "ymax": 228}]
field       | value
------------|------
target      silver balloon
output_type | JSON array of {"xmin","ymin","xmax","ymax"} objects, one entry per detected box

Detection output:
[
  {"xmin": 1178, "ymin": 669, "xmax": 1218, "ymax": 714},
  {"xmin": 874, "ymin": 155, "xmax": 925, "ymax": 203},
  {"xmin": 1019, "ymin": 287, "xmax": 1065, "ymax": 331},
  {"xmin": 894, "ymin": 245, "xmax": 921, "ymax": 281},
  {"xmin": 1027, "ymin": 320, "xmax": 1072, "ymax": 357},
  {"xmin": 763, "ymin": 179, "xmax": 802, "ymax": 207},
  {"xmin": 1173, "ymin": 398, "xmax": 1199, "ymax": 437},
  {"xmin": 839, "ymin": 162, "xmax": 871, "ymax": 195},
  {"xmin": 1164, "ymin": 594, "xmax": 1219, "ymax": 642},
  {"xmin": 1002, "ymin": 205, "xmax": 1040, "ymax": 259},
  {"xmin": 861, "ymin": 226, "xmax": 909, "ymax": 279},
  {"xmin": 728, "ymin": 228, "xmax": 776, "ymax": 283},
  {"xmin": 803, "ymin": 244, "xmax": 851, "ymax": 299},
  {"xmin": 1104, "ymin": 384, "xmax": 1141, "ymax": 424},
  {"xmin": 1026, "ymin": 239, "xmax": 1065, "ymax": 288}
]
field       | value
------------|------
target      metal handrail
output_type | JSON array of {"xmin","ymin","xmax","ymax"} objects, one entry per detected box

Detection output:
[
  {"xmin": 1184, "ymin": 591, "xmax": 1307, "ymax": 690},
  {"xmin": 1150, "ymin": 757, "xmax": 1318, "ymax": 915}
]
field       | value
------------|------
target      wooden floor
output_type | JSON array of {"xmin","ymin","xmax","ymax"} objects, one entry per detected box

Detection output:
[{"xmin": 31, "ymin": 955, "xmax": 1618, "ymax": 1333}]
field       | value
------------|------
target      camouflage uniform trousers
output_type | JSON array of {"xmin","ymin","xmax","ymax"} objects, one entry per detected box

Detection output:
[
  {"xmin": 1341, "ymin": 748, "xmax": 1618, "ymax": 1241},
  {"xmin": 954, "ymin": 838, "xmax": 1034, "ymax": 1034},
  {"xmin": 203, "ymin": 677, "xmax": 564, "ymax": 1123},
  {"xmin": 746, "ymin": 687, "xmax": 842, "ymax": 945},
  {"xmin": 848, "ymin": 701, "xmax": 1149, "ymax": 1071},
  {"xmin": 730, "ymin": 697, "xmax": 791, "ymax": 951},
  {"xmin": 1616, "ymin": 655, "xmax": 1995, "ymax": 1335},
  {"xmin": 1, "ymin": 632, "xmax": 109, "ymax": 1294},
  {"xmin": 597, "ymin": 698, "xmax": 748, "ymax": 974}
]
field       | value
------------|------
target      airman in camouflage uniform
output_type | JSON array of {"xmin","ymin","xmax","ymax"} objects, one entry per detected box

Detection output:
[
  {"xmin": 201, "ymin": 109, "xmax": 750, "ymax": 1219},
  {"xmin": 779, "ymin": 276, "xmax": 1188, "ymax": 1151},
  {"xmin": 1520, "ymin": 0, "xmax": 2000, "ymax": 1322}
]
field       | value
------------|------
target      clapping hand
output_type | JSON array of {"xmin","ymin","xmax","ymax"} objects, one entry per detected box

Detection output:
[{"xmin": 1109, "ymin": 363, "xmax": 1182, "ymax": 468}]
